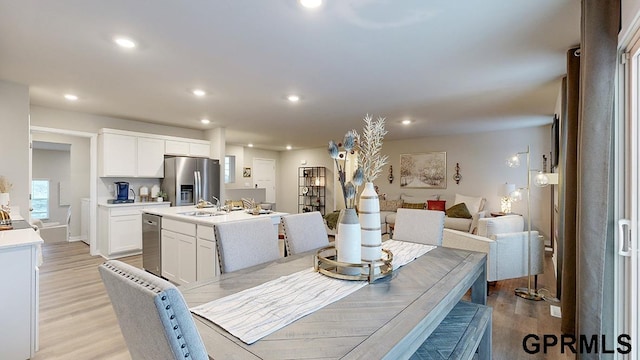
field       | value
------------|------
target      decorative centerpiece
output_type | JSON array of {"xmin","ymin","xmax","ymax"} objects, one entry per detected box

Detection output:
[
  {"xmin": 328, "ymin": 131, "xmax": 364, "ymax": 275},
  {"xmin": 356, "ymin": 115, "xmax": 388, "ymax": 264},
  {"xmin": 327, "ymin": 114, "xmax": 389, "ymax": 276}
]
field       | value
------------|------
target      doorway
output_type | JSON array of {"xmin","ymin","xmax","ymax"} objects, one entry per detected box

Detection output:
[
  {"xmin": 30, "ymin": 126, "xmax": 98, "ymax": 256},
  {"xmin": 253, "ymin": 158, "xmax": 276, "ymax": 203}
]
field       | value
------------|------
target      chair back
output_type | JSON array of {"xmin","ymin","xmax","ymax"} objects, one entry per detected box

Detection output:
[
  {"xmin": 215, "ymin": 217, "xmax": 280, "ymax": 273},
  {"xmin": 281, "ymin": 212, "xmax": 329, "ymax": 255},
  {"xmin": 392, "ymin": 208, "xmax": 445, "ymax": 246},
  {"xmin": 99, "ymin": 260, "xmax": 208, "ymax": 360}
]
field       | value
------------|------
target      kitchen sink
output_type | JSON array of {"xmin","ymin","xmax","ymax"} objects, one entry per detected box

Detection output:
[{"xmin": 178, "ymin": 211, "xmax": 227, "ymax": 217}]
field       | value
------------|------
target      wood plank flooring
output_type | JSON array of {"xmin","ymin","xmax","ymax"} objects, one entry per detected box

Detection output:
[{"xmin": 33, "ymin": 241, "xmax": 573, "ymax": 360}]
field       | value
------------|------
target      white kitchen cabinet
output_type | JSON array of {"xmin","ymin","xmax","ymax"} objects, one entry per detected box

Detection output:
[
  {"xmin": 99, "ymin": 132, "xmax": 137, "ymax": 177},
  {"xmin": 165, "ymin": 139, "xmax": 210, "ymax": 158},
  {"xmin": 196, "ymin": 225, "xmax": 219, "ymax": 281},
  {"xmin": 161, "ymin": 218, "xmax": 197, "ymax": 285},
  {"xmin": 0, "ymin": 230, "xmax": 41, "ymax": 360},
  {"xmin": 137, "ymin": 137, "xmax": 165, "ymax": 178},
  {"xmin": 189, "ymin": 142, "xmax": 210, "ymax": 157},
  {"xmin": 98, "ymin": 203, "xmax": 169, "ymax": 259}
]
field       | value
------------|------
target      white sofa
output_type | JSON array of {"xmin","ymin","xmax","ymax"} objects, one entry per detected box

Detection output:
[{"xmin": 442, "ymin": 215, "xmax": 544, "ymax": 282}]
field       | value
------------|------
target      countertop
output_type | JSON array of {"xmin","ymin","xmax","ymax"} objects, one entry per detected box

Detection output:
[
  {"xmin": 98, "ymin": 201, "xmax": 171, "ymax": 208},
  {"xmin": 0, "ymin": 227, "xmax": 43, "ymax": 250},
  {"xmin": 142, "ymin": 205, "xmax": 287, "ymax": 226}
]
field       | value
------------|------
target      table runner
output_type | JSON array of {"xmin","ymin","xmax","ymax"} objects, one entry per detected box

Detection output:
[{"xmin": 190, "ymin": 239, "xmax": 435, "ymax": 344}]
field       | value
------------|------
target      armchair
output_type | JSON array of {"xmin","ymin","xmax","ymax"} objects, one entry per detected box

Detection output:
[{"xmin": 442, "ymin": 215, "xmax": 544, "ymax": 282}]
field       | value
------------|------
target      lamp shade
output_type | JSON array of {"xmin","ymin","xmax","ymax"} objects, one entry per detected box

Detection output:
[{"xmin": 498, "ymin": 183, "xmax": 516, "ymax": 197}]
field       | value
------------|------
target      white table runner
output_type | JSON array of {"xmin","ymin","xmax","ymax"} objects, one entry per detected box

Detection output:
[{"xmin": 190, "ymin": 240, "xmax": 435, "ymax": 344}]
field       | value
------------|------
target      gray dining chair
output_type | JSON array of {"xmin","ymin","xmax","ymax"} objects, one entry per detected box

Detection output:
[
  {"xmin": 99, "ymin": 260, "xmax": 208, "ymax": 360},
  {"xmin": 215, "ymin": 217, "xmax": 280, "ymax": 273},
  {"xmin": 392, "ymin": 208, "xmax": 446, "ymax": 246},
  {"xmin": 281, "ymin": 212, "xmax": 330, "ymax": 255}
]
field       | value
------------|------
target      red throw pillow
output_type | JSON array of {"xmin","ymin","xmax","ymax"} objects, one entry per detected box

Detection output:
[{"xmin": 427, "ymin": 200, "xmax": 446, "ymax": 211}]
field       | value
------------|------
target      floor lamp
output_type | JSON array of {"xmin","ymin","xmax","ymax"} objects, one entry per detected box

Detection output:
[{"xmin": 506, "ymin": 145, "xmax": 553, "ymax": 301}]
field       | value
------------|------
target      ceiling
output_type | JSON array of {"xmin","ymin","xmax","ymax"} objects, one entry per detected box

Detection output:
[{"xmin": 0, "ymin": 1, "xmax": 580, "ymax": 151}]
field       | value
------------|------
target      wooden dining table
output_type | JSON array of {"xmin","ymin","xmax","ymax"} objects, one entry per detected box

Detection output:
[{"xmin": 180, "ymin": 245, "xmax": 487, "ymax": 360}]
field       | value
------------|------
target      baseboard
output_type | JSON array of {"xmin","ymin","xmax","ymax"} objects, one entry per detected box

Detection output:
[{"xmin": 68, "ymin": 235, "xmax": 85, "ymax": 242}]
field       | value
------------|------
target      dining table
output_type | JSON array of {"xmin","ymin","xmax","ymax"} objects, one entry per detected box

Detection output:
[{"xmin": 180, "ymin": 244, "xmax": 487, "ymax": 360}]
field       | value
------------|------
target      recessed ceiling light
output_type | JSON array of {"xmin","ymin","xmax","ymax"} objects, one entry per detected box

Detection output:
[
  {"xmin": 287, "ymin": 95, "xmax": 300, "ymax": 102},
  {"xmin": 402, "ymin": 119, "xmax": 412, "ymax": 125},
  {"xmin": 64, "ymin": 94, "xmax": 78, "ymax": 101},
  {"xmin": 192, "ymin": 89, "xmax": 206, "ymax": 97},
  {"xmin": 114, "ymin": 37, "xmax": 136, "ymax": 49},
  {"xmin": 286, "ymin": 145, "xmax": 293, "ymax": 150},
  {"xmin": 248, "ymin": 143, "xmax": 254, "ymax": 148},
  {"xmin": 200, "ymin": 119, "xmax": 210, "ymax": 124},
  {"xmin": 300, "ymin": 0, "xmax": 322, "ymax": 9}
]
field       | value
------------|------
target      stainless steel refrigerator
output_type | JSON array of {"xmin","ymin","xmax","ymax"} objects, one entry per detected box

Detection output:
[{"xmin": 162, "ymin": 156, "xmax": 220, "ymax": 206}]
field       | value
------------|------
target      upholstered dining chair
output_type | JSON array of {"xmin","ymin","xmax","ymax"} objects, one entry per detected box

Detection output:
[
  {"xmin": 98, "ymin": 260, "xmax": 208, "ymax": 360},
  {"xmin": 281, "ymin": 212, "xmax": 330, "ymax": 255},
  {"xmin": 392, "ymin": 208, "xmax": 446, "ymax": 246},
  {"xmin": 215, "ymin": 217, "xmax": 280, "ymax": 273}
]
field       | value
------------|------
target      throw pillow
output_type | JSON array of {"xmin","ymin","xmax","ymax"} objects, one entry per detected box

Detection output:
[
  {"xmin": 446, "ymin": 202, "xmax": 472, "ymax": 219},
  {"xmin": 402, "ymin": 202, "xmax": 425, "ymax": 210},
  {"xmin": 426, "ymin": 200, "xmax": 446, "ymax": 211},
  {"xmin": 454, "ymin": 194, "xmax": 485, "ymax": 214},
  {"xmin": 241, "ymin": 198, "xmax": 255, "ymax": 209},
  {"xmin": 379, "ymin": 199, "xmax": 404, "ymax": 211}
]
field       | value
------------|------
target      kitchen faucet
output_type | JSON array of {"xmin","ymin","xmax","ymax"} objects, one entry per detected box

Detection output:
[{"xmin": 211, "ymin": 196, "xmax": 221, "ymax": 210}]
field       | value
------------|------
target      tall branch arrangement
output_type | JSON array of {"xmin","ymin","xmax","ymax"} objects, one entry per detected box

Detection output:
[
  {"xmin": 328, "ymin": 131, "xmax": 363, "ymax": 209},
  {"xmin": 328, "ymin": 114, "xmax": 389, "ymax": 208},
  {"xmin": 0, "ymin": 176, "xmax": 12, "ymax": 193},
  {"xmin": 357, "ymin": 114, "xmax": 388, "ymax": 182}
]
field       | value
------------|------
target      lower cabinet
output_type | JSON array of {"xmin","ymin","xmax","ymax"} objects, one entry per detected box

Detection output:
[
  {"xmin": 0, "ymin": 241, "xmax": 39, "ymax": 359},
  {"xmin": 196, "ymin": 225, "xmax": 219, "ymax": 281},
  {"xmin": 98, "ymin": 203, "xmax": 170, "ymax": 259},
  {"xmin": 161, "ymin": 218, "xmax": 197, "ymax": 285}
]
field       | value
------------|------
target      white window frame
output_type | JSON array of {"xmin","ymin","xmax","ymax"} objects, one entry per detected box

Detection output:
[{"xmin": 31, "ymin": 178, "xmax": 50, "ymax": 220}]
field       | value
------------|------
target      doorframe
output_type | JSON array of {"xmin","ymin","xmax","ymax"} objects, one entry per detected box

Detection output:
[
  {"xmin": 30, "ymin": 126, "xmax": 99, "ymax": 256},
  {"xmin": 252, "ymin": 158, "xmax": 276, "ymax": 203}
]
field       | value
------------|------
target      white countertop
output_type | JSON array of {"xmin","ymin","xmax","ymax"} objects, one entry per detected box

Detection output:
[
  {"xmin": 143, "ymin": 205, "xmax": 287, "ymax": 226},
  {"xmin": 0, "ymin": 228, "xmax": 43, "ymax": 250},
  {"xmin": 98, "ymin": 201, "xmax": 171, "ymax": 208}
]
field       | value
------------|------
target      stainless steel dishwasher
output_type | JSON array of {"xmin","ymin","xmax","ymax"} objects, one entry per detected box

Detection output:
[{"xmin": 142, "ymin": 213, "xmax": 162, "ymax": 277}]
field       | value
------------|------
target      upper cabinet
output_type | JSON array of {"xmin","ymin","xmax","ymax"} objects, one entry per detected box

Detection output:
[
  {"xmin": 165, "ymin": 140, "xmax": 210, "ymax": 158},
  {"xmin": 137, "ymin": 137, "xmax": 165, "ymax": 178},
  {"xmin": 99, "ymin": 129, "xmax": 211, "ymax": 178},
  {"xmin": 99, "ymin": 132, "xmax": 137, "ymax": 177}
]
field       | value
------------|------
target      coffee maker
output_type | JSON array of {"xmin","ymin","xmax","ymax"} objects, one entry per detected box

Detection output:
[{"xmin": 107, "ymin": 181, "xmax": 135, "ymax": 204}]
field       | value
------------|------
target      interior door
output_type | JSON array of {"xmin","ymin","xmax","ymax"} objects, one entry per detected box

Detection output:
[{"xmin": 253, "ymin": 158, "xmax": 276, "ymax": 203}]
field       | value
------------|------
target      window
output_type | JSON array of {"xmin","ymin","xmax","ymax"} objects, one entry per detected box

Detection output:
[
  {"xmin": 225, "ymin": 155, "xmax": 236, "ymax": 183},
  {"xmin": 32, "ymin": 179, "xmax": 50, "ymax": 219}
]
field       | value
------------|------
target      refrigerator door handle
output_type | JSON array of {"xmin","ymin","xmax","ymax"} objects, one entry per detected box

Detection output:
[
  {"xmin": 196, "ymin": 171, "xmax": 202, "ymax": 202},
  {"xmin": 619, "ymin": 219, "xmax": 632, "ymax": 257},
  {"xmin": 193, "ymin": 170, "xmax": 199, "ymax": 203}
]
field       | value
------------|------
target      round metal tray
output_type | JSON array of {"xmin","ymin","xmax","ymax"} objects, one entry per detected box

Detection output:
[{"xmin": 313, "ymin": 246, "xmax": 393, "ymax": 283}]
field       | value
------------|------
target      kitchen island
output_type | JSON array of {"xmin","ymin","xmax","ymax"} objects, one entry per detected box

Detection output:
[
  {"xmin": 142, "ymin": 206, "xmax": 287, "ymax": 285},
  {"xmin": 0, "ymin": 218, "xmax": 43, "ymax": 359}
]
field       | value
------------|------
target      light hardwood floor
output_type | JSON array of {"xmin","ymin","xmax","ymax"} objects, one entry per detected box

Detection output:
[{"xmin": 33, "ymin": 241, "xmax": 573, "ymax": 360}]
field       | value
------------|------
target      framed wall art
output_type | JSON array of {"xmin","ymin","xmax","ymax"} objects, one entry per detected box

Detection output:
[
  {"xmin": 243, "ymin": 167, "xmax": 252, "ymax": 177},
  {"xmin": 399, "ymin": 152, "xmax": 447, "ymax": 189}
]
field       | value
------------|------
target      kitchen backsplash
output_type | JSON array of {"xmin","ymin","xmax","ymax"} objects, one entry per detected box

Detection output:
[{"xmin": 98, "ymin": 177, "xmax": 163, "ymax": 203}]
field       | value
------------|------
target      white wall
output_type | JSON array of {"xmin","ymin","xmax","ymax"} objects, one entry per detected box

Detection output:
[
  {"xmin": 622, "ymin": 0, "xmax": 640, "ymax": 42},
  {"xmin": 279, "ymin": 125, "xmax": 553, "ymax": 239},
  {"xmin": 32, "ymin": 133, "xmax": 90, "ymax": 238},
  {"xmin": 0, "ymin": 80, "xmax": 30, "ymax": 217},
  {"xmin": 32, "ymin": 148, "xmax": 71, "ymax": 223},
  {"xmin": 30, "ymin": 106, "xmax": 205, "ymax": 139}
]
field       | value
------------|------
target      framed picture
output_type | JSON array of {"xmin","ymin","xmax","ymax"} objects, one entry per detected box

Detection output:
[
  {"xmin": 243, "ymin": 167, "xmax": 252, "ymax": 177},
  {"xmin": 400, "ymin": 152, "xmax": 447, "ymax": 189}
]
